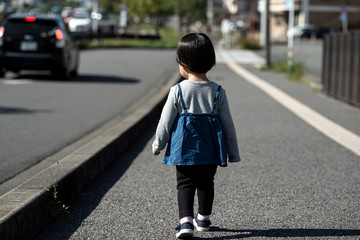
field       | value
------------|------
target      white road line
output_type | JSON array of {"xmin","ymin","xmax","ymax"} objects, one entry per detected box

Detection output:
[
  {"xmin": 226, "ymin": 61, "xmax": 360, "ymax": 157},
  {"xmin": 216, "ymin": 49, "xmax": 265, "ymax": 65},
  {"xmin": 2, "ymin": 80, "xmax": 33, "ymax": 85}
]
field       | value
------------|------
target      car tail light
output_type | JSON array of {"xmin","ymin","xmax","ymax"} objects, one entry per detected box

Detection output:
[
  {"xmin": 55, "ymin": 29, "xmax": 63, "ymax": 40},
  {"xmin": 0, "ymin": 26, "xmax": 4, "ymax": 47},
  {"xmin": 55, "ymin": 29, "xmax": 65, "ymax": 48},
  {"xmin": 25, "ymin": 16, "xmax": 36, "ymax": 22},
  {"xmin": 0, "ymin": 26, "xmax": 4, "ymax": 38}
]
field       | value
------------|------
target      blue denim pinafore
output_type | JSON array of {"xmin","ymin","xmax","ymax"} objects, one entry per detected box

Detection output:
[{"xmin": 163, "ymin": 83, "xmax": 228, "ymax": 167}]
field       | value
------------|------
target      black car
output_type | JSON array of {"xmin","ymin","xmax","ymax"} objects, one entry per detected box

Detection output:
[
  {"xmin": 291, "ymin": 25, "xmax": 334, "ymax": 39},
  {"xmin": 300, "ymin": 27, "xmax": 334, "ymax": 39},
  {"xmin": 0, "ymin": 13, "xmax": 79, "ymax": 79}
]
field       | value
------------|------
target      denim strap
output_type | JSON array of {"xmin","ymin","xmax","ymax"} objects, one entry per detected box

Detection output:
[
  {"xmin": 211, "ymin": 86, "xmax": 221, "ymax": 114},
  {"xmin": 177, "ymin": 83, "xmax": 187, "ymax": 113}
]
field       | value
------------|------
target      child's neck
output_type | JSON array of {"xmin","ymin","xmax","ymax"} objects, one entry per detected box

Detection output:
[{"xmin": 188, "ymin": 72, "xmax": 209, "ymax": 82}]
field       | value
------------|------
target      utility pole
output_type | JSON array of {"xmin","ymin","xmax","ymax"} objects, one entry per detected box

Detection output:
[
  {"xmin": 207, "ymin": 0, "xmax": 214, "ymax": 32},
  {"xmin": 265, "ymin": 0, "xmax": 271, "ymax": 67},
  {"xmin": 250, "ymin": 0, "xmax": 255, "ymax": 42},
  {"xmin": 340, "ymin": 5, "xmax": 348, "ymax": 33},
  {"xmin": 92, "ymin": 0, "xmax": 99, "ymax": 37},
  {"xmin": 287, "ymin": 0, "xmax": 295, "ymax": 69},
  {"xmin": 175, "ymin": 0, "xmax": 181, "ymax": 34}
]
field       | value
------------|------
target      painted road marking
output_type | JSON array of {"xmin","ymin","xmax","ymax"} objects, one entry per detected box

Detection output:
[
  {"xmin": 2, "ymin": 80, "xmax": 33, "ymax": 85},
  {"xmin": 216, "ymin": 49, "xmax": 265, "ymax": 65},
  {"xmin": 226, "ymin": 60, "xmax": 360, "ymax": 157}
]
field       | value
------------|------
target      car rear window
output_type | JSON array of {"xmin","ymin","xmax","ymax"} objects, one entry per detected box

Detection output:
[
  {"xmin": 5, "ymin": 19, "xmax": 58, "ymax": 38},
  {"xmin": 73, "ymin": 12, "xmax": 89, "ymax": 19}
]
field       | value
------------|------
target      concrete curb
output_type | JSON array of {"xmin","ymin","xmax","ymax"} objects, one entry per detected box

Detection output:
[{"xmin": 0, "ymin": 71, "xmax": 181, "ymax": 240}]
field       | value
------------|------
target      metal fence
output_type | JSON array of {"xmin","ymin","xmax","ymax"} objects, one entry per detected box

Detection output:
[{"xmin": 322, "ymin": 31, "xmax": 360, "ymax": 107}]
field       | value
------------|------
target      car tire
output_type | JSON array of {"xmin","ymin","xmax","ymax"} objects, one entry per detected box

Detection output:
[
  {"xmin": 70, "ymin": 68, "xmax": 78, "ymax": 77},
  {"xmin": 0, "ymin": 69, "xmax": 6, "ymax": 78},
  {"xmin": 52, "ymin": 67, "xmax": 71, "ymax": 80},
  {"xmin": 70, "ymin": 62, "xmax": 79, "ymax": 77}
]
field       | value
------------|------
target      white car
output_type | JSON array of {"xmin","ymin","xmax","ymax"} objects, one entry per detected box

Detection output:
[{"xmin": 68, "ymin": 12, "xmax": 92, "ymax": 38}]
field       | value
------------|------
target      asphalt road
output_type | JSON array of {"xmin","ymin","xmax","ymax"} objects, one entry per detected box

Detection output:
[
  {"xmin": 0, "ymin": 49, "xmax": 177, "ymax": 193},
  {"xmin": 33, "ymin": 50, "xmax": 360, "ymax": 239}
]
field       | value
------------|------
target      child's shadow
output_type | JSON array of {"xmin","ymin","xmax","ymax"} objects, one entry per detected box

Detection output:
[{"xmin": 193, "ymin": 227, "xmax": 360, "ymax": 239}]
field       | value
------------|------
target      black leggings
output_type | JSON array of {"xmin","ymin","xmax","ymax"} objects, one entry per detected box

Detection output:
[{"xmin": 176, "ymin": 164, "xmax": 218, "ymax": 219}]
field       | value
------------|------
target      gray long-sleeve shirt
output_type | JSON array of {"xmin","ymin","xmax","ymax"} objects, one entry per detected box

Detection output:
[{"xmin": 152, "ymin": 80, "xmax": 241, "ymax": 163}]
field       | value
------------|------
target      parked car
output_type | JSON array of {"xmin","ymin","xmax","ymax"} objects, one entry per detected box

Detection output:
[
  {"xmin": 288, "ymin": 25, "xmax": 334, "ymax": 39},
  {"xmin": 301, "ymin": 27, "xmax": 334, "ymax": 39},
  {"xmin": 68, "ymin": 11, "xmax": 92, "ymax": 39},
  {"xmin": 0, "ymin": 13, "xmax": 79, "ymax": 79},
  {"xmin": 92, "ymin": 9, "xmax": 116, "ymax": 37}
]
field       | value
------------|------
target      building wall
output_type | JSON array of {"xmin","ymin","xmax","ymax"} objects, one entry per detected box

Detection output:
[
  {"xmin": 267, "ymin": 0, "xmax": 360, "ymax": 41},
  {"xmin": 309, "ymin": 11, "xmax": 360, "ymax": 31},
  {"xmin": 270, "ymin": 13, "xmax": 289, "ymax": 41},
  {"xmin": 267, "ymin": 0, "xmax": 301, "ymax": 41},
  {"xmin": 307, "ymin": 0, "xmax": 360, "ymax": 31},
  {"xmin": 311, "ymin": 0, "xmax": 359, "ymax": 5}
]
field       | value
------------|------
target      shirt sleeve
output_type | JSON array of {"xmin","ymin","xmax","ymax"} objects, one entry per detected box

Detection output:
[
  {"xmin": 152, "ymin": 86, "xmax": 179, "ymax": 153},
  {"xmin": 218, "ymin": 89, "xmax": 241, "ymax": 162}
]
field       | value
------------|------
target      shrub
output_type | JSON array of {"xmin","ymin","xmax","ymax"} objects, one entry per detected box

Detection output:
[{"xmin": 237, "ymin": 38, "xmax": 262, "ymax": 50}]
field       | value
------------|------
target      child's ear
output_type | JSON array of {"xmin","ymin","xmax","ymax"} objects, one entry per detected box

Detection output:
[{"xmin": 182, "ymin": 65, "xmax": 190, "ymax": 72}]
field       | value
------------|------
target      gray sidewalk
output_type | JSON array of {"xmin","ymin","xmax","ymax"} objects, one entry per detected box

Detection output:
[{"xmin": 33, "ymin": 57, "xmax": 360, "ymax": 239}]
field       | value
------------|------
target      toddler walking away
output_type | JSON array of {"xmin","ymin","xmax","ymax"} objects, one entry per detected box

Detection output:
[{"xmin": 152, "ymin": 32, "xmax": 241, "ymax": 239}]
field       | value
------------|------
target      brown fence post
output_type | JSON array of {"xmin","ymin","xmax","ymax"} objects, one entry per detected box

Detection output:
[
  {"xmin": 322, "ymin": 31, "xmax": 360, "ymax": 107},
  {"xmin": 351, "ymin": 32, "xmax": 360, "ymax": 106},
  {"xmin": 329, "ymin": 34, "xmax": 339, "ymax": 98},
  {"xmin": 322, "ymin": 35, "xmax": 331, "ymax": 94},
  {"xmin": 343, "ymin": 33, "xmax": 353, "ymax": 102},
  {"xmin": 338, "ymin": 33, "xmax": 346, "ymax": 100}
]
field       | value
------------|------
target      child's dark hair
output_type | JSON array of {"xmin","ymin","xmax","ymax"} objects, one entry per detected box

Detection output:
[{"xmin": 176, "ymin": 33, "xmax": 216, "ymax": 74}]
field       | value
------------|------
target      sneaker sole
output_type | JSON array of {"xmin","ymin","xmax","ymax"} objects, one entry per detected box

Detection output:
[
  {"xmin": 193, "ymin": 219, "xmax": 210, "ymax": 232},
  {"xmin": 176, "ymin": 229, "xmax": 194, "ymax": 239}
]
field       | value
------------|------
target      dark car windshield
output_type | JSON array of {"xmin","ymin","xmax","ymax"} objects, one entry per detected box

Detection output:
[{"xmin": 4, "ymin": 19, "xmax": 58, "ymax": 38}]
